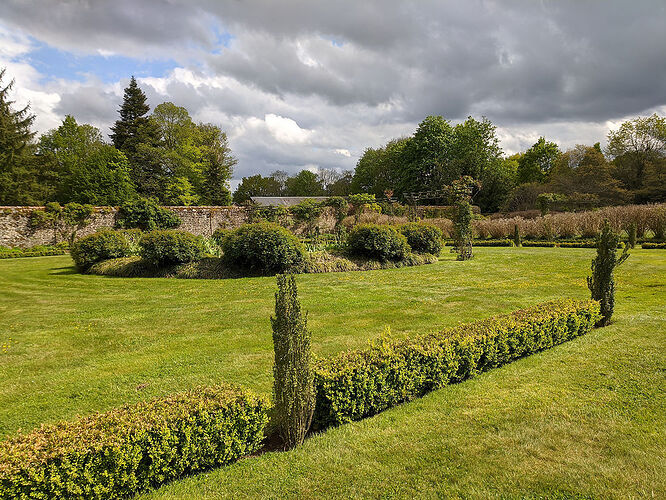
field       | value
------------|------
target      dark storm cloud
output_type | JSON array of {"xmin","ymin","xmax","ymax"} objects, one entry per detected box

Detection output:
[{"xmin": 2, "ymin": 0, "xmax": 665, "ymax": 174}]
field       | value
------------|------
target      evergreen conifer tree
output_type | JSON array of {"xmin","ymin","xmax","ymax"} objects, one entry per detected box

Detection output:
[
  {"xmin": 110, "ymin": 76, "xmax": 150, "ymax": 152},
  {"xmin": 0, "ymin": 68, "xmax": 37, "ymax": 204}
]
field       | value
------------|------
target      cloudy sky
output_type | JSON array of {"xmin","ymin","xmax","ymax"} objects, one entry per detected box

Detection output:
[{"xmin": 1, "ymin": 0, "xmax": 665, "ymax": 185}]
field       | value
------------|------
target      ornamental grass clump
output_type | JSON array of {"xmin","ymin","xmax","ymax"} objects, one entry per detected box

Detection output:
[
  {"xmin": 587, "ymin": 220, "xmax": 629, "ymax": 326},
  {"xmin": 271, "ymin": 274, "xmax": 315, "ymax": 449}
]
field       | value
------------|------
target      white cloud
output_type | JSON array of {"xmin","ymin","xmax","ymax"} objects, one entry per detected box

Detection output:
[
  {"xmin": 264, "ymin": 113, "xmax": 312, "ymax": 144},
  {"xmin": 335, "ymin": 148, "xmax": 351, "ymax": 157}
]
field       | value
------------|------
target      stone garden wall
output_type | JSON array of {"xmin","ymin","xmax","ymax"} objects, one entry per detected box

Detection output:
[{"xmin": 0, "ymin": 206, "xmax": 337, "ymax": 248}]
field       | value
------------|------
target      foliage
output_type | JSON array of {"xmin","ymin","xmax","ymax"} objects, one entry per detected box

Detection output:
[
  {"xmin": 399, "ymin": 223, "xmax": 443, "ymax": 254},
  {"xmin": 513, "ymin": 224, "xmax": 521, "ymax": 247},
  {"xmin": 324, "ymin": 196, "xmax": 349, "ymax": 227},
  {"xmin": 222, "ymin": 222, "xmax": 306, "ymax": 274},
  {"xmin": 248, "ymin": 205, "xmax": 289, "ymax": 224},
  {"xmin": 211, "ymin": 227, "xmax": 232, "ymax": 246},
  {"xmin": 642, "ymin": 241, "xmax": 666, "ymax": 249},
  {"xmin": 290, "ymin": 198, "xmax": 324, "ymax": 236},
  {"xmin": 285, "ymin": 170, "xmax": 325, "ymax": 196},
  {"xmin": 0, "ymin": 243, "xmax": 68, "ymax": 259},
  {"xmin": 587, "ymin": 220, "xmax": 630, "ymax": 326},
  {"xmin": 346, "ymin": 224, "xmax": 410, "ymax": 261},
  {"xmin": 0, "ymin": 384, "xmax": 268, "ymax": 499},
  {"xmin": 517, "ymin": 137, "xmax": 561, "ymax": 183},
  {"xmin": 29, "ymin": 202, "xmax": 94, "ymax": 244},
  {"xmin": 116, "ymin": 198, "xmax": 181, "ymax": 231},
  {"xmin": 0, "ymin": 67, "xmax": 37, "ymax": 206},
  {"xmin": 70, "ymin": 229, "xmax": 132, "ymax": 270},
  {"xmin": 233, "ymin": 174, "xmax": 283, "ymax": 203},
  {"xmin": 139, "ymin": 230, "xmax": 206, "ymax": 266},
  {"xmin": 628, "ymin": 222, "xmax": 637, "ymax": 248},
  {"xmin": 271, "ymin": 275, "xmax": 315, "ymax": 449},
  {"xmin": 313, "ymin": 299, "xmax": 600, "ymax": 428},
  {"xmin": 536, "ymin": 192, "xmax": 568, "ymax": 215}
]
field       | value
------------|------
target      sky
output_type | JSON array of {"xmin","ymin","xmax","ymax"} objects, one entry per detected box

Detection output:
[{"xmin": 1, "ymin": 0, "xmax": 665, "ymax": 186}]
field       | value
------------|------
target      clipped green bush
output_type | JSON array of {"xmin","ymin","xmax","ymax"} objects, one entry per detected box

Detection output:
[
  {"xmin": 70, "ymin": 230, "xmax": 131, "ymax": 270},
  {"xmin": 642, "ymin": 242, "xmax": 666, "ymax": 249},
  {"xmin": 346, "ymin": 224, "xmax": 409, "ymax": 262},
  {"xmin": 222, "ymin": 222, "xmax": 306, "ymax": 275},
  {"xmin": 211, "ymin": 227, "xmax": 231, "ymax": 245},
  {"xmin": 471, "ymin": 239, "xmax": 514, "ymax": 247},
  {"xmin": 313, "ymin": 299, "xmax": 600, "ymax": 428},
  {"xmin": 116, "ymin": 198, "xmax": 181, "ymax": 231},
  {"xmin": 400, "ymin": 223, "xmax": 443, "ymax": 255},
  {"xmin": 522, "ymin": 240, "xmax": 557, "ymax": 247},
  {"xmin": 139, "ymin": 230, "xmax": 205, "ymax": 267},
  {"xmin": 0, "ymin": 384, "xmax": 269, "ymax": 499}
]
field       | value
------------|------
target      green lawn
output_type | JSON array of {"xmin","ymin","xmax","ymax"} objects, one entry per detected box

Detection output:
[{"xmin": 1, "ymin": 248, "xmax": 664, "ymax": 498}]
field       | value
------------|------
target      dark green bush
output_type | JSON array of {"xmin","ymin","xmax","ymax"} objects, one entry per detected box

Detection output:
[
  {"xmin": 522, "ymin": 240, "xmax": 557, "ymax": 247},
  {"xmin": 212, "ymin": 227, "xmax": 231, "ymax": 245},
  {"xmin": 313, "ymin": 299, "xmax": 600, "ymax": 428},
  {"xmin": 400, "ymin": 223, "xmax": 443, "ymax": 254},
  {"xmin": 116, "ymin": 198, "xmax": 181, "ymax": 231},
  {"xmin": 70, "ymin": 230, "xmax": 132, "ymax": 270},
  {"xmin": 139, "ymin": 230, "xmax": 205, "ymax": 266},
  {"xmin": 642, "ymin": 242, "xmax": 666, "ymax": 249},
  {"xmin": 0, "ymin": 384, "xmax": 269, "ymax": 499},
  {"xmin": 346, "ymin": 224, "xmax": 409, "ymax": 261},
  {"xmin": 222, "ymin": 222, "xmax": 306, "ymax": 274}
]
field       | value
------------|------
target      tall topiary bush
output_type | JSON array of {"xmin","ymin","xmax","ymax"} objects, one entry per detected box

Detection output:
[
  {"xmin": 271, "ymin": 274, "xmax": 315, "ymax": 449},
  {"xmin": 513, "ymin": 224, "xmax": 522, "ymax": 247},
  {"xmin": 627, "ymin": 222, "xmax": 637, "ymax": 248},
  {"xmin": 587, "ymin": 220, "xmax": 629, "ymax": 326},
  {"xmin": 450, "ymin": 176, "xmax": 478, "ymax": 261}
]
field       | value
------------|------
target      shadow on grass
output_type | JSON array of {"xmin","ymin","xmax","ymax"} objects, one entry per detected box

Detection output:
[{"xmin": 49, "ymin": 266, "xmax": 78, "ymax": 275}]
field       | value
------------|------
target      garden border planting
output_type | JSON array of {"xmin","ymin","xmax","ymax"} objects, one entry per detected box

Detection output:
[
  {"xmin": 0, "ymin": 384, "xmax": 269, "ymax": 499},
  {"xmin": 313, "ymin": 299, "xmax": 600, "ymax": 428}
]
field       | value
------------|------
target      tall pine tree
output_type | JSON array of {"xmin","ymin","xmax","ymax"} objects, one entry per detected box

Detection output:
[
  {"xmin": 110, "ymin": 76, "xmax": 164, "ymax": 199},
  {"xmin": 0, "ymin": 68, "xmax": 39, "ymax": 205}
]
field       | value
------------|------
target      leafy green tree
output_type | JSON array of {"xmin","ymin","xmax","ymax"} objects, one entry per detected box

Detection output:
[
  {"xmin": 450, "ymin": 116, "xmax": 503, "ymax": 180},
  {"xmin": 165, "ymin": 176, "xmax": 199, "ymax": 206},
  {"xmin": 517, "ymin": 137, "xmax": 561, "ymax": 183},
  {"xmin": 285, "ymin": 170, "xmax": 325, "ymax": 196},
  {"xmin": 327, "ymin": 170, "xmax": 353, "ymax": 196},
  {"xmin": 351, "ymin": 138, "xmax": 408, "ymax": 196},
  {"xmin": 0, "ymin": 68, "xmax": 39, "ymax": 205},
  {"xmin": 476, "ymin": 157, "xmax": 517, "ymax": 212},
  {"xmin": 271, "ymin": 274, "xmax": 315, "ymax": 449},
  {"xmin": 198, "ymin": 124, "xmax": 235, "ymax": 205},
  {"xmin": 233, "ymin": 174, "xmax": 282, "ymax": 203},
  {"xmin": 606, "ymin": 114, "xmax": 666, "ymax": 191},
  {"xmin": 587, "ymin": 220, "xmax": 629, "ymax": 326},
  {"xmin": 399, "ymin": 116, "xmax": 454, "ymax": 195},
  {"xmin": 38, "ymin": 116, "xmax": 136, "ymax": 205}
]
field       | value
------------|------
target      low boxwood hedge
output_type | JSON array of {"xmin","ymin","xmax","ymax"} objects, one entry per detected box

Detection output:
[
  {"xmin": 139, "ymin": 230, "xmax": 206, "ymax": 266},
  {"xmin": 521, "ymin": 240, "xmax": 557, "ymax": 247},
  {"xmin": 0, "ymin": 244, "xmax": 68, "ymax": 259},
  {"xmin": 347, "ymin": 224, "xmax": 410, "ymax": 262},
  {"xmin": 0, "ymin": 384, "xmax": 269, "ymax": 499},
  {"xmin": 70, "ymin": 230, "xmax": 132, "ymax": 270},
  {"xmin": 313, "ymin": 299, "xmax": 600, "ymax": 428},
  {"xmin": 400, "ymin": 223, "xmax": 443, "ymax": 254},
  {"xmin": 472, "ymin": 239, "xmax": 514, "ymax": 247},
  {"xmin": 642, "ymin": 242, "xmax": 666, "ymax": 249}
]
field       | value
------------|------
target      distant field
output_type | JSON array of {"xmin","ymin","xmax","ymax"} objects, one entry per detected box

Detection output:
[{"xmin": 1, "ymin": 248, "xmax": 664, "ymax": 498}]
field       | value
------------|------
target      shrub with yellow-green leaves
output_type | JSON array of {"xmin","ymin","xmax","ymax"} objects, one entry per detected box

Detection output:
[
  {"xmin": 0, "ymin": 384, "xmax": 269, "ymax": 499},
  {"xmin": 313, "ymin": 299, "xmax": 600, "ymax": 428}
]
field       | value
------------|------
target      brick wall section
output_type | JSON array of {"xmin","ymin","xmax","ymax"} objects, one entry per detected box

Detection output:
[{"xmin": 0, "ymin": 206, "xmax": 337, "ymax": 248}]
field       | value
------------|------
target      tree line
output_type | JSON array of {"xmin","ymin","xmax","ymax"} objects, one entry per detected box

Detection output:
[
  {"xmin": 2, "ymin": 66, "xmax": 664, "ymax": 212},
  {"xmin": 0, "ymin": 71, "xmax": 236, "ymax": 206}
]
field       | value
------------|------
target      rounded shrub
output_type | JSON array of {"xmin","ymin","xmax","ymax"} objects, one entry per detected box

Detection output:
[
  {"xmin": 70, "ymin": 230, "xmax": 131, "ymax": 270},
  {"xmin": 139, "ymin": 230, "xmax": 205, "ymax": 266},
  {"xmin": 211, "ymin": 227, "xmax": 231, "ymax": 246},
  {"xmin": 400, "ymin": 223, "xmax": 443, "ymax": 255},
  {"xmin": 346, "ymin": 224, "xmax": 410, "ymax": 262},
  {"xmin": 222, "ymin": 222, "xmax": 306, "ymax": 274}
]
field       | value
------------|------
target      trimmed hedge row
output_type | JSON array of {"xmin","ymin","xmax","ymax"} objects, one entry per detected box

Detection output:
[
  {"xmin": 642, "ymin": 242, "xmax": 666, "ymax": 249},
  {"xmin": 471, "ymin": 239, "xmax": 514, "ymax": 247},
  {"xmin": 0, "ymin": 385, "xmax": 269, "ymax": 499},
  {"xmin": 313, "ymin": 299, "xmax": 600, "ymax": 428},
  {"xmin": 0, "ymin": 248, "xmax": 68, "ymax": 259}
]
